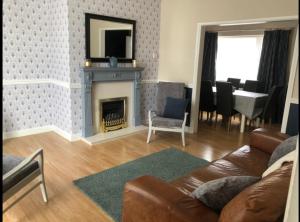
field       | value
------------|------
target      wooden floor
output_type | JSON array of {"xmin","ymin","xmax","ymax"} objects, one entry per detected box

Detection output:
[{"xmin": 3, "ymin": 116, "xmax": 280, "ymax": 222}]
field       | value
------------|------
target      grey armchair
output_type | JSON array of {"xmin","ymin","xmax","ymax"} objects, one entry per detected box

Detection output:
[
  {"xmin": 147, "ymin": 82, "xmax": 188, "ymax": 146},
  {"xmin": 3, "ymin": 148, "xmax": 48, "ymax": 213}
]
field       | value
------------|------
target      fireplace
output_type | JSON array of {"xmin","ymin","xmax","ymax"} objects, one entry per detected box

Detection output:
[
  {"xmin": 81, "ymin": 66, "xmax": 144, "ymax": 139},
  {"xmin": 99, "ymin": 97, "xmax": 128, "ymax": 133}
]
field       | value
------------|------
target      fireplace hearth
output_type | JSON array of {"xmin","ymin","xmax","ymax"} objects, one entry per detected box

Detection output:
[{"xmin": 99, "ymin": 97, "xmax": 128, "ymax": 133}]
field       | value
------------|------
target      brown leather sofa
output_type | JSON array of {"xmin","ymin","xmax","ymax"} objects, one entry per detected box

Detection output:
[{"xmin": 121, "ymin": 128, "xmax": 290, "ymax": 222}]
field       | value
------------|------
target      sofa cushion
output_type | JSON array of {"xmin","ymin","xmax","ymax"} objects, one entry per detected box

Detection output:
[
  {"xmin": 3, "ymin": 155, "xmax": 40, "ymax": 193},
  {"xmin": 262, "ymin": 150, "xmax": 295, "ymax": 177},
  {"xmin": 163, "ymin": 97, "xmax": 188, "ymax": 120},
  {"xmin": 192, "ymin": 176, "xmax": 260, "ymax": 212},
  {"xmin": 170, "ymin": 159, "xmax": 253, "ymax": 196},
  {"xmin": 219, "ymin": 162, "xmax": 293, "ymax": 222},
  {"xmin": 223, "ymin": 145, "xmax": 270, "ymax": 176},
  {"xmin": 151, "ymin": 116, "xmax": 183, "ymax": 128},
  {"xmin": 268, "ymin": 135, "xmax": 297, "ymax": 167}
]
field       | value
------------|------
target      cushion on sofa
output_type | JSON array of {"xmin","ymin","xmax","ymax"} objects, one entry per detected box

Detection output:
[
  {"xmin": 262, "ymin": 150, "xmax": 295, "ymax": 177},
  {"xmin": 163, "ymin": 97, "xmax": 188, "ymax": 120},
  {"xmin": 192, "ymin": 176, "xmax": 260, "ymax": 212},
  {"xmin": 219, "ymin": 162, "xmax": 293, "ymax": 222},
  {"xmin": 223, "ymin": 145, "xmax": 270, "ymax": 176},
  {"xmin": 268, "ymin": 135, "xmax": 297, "ymax": 167}
]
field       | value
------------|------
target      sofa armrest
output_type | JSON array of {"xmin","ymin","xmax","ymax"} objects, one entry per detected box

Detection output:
[
  {"xmin": 122, "ymin": 175, "xmax": 218, "ymax": 222},
  {"xmin": 250, "ymin": 128, "xmax": 289, "ymax": 154}
]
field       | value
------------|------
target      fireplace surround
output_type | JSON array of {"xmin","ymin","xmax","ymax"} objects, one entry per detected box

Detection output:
[{"xmin": 81, "ymin": 66, "xmax": 144, "ymax": 138}]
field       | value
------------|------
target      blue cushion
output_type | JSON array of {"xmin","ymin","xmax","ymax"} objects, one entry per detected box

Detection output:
[{"xmin": 163, "ymin": 97, "xmax": 188, "ymax": 120}]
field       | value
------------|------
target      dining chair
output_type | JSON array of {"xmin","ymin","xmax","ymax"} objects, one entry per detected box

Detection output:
[
  {"xmin": 260, "ymin": 85, "xmax": 284, "ymax": 126},
  {"xmin": 243, "ymin": 80, "xmax": 259, "ymax": 92},
  {"xmin": 147, "ymin": 82, "xmax": 189, "ymax": 146},
  {"xmin": 199, "ymin": 80, "xmax": 216, "ymax": 121},
  {"xmin": 215, "ymin": 81, "xmax": 239, "ymax": 131},
  {"xmin": 256, "ymin": 81, "xmax": 265, "ymax": 93},
  {"xmin": 227, "ymin": 78, "xmax": 241, "ymax": 89},
  {"xmin": 3, "ymin": 148, "xmax": 48, "ymax": 213}
]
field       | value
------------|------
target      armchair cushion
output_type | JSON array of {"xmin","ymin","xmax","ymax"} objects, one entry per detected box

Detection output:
[
  {"xmin": 152, "ymin": 116, "xmax": 184, "ymax": 128},
  {"xmin": 3, "ymin": 155, "xmax": 39, "ymax": 192},
  {"xmin": 156, "ymin": 82, "xmax": 186, "ymax": 116},
  {"xmin": 3, "ymin": 155, "xmax": 24, "ymax": 175},
  {"xmin": 163, "ymin": 97, "xmax": 189, "ymax": 120}
]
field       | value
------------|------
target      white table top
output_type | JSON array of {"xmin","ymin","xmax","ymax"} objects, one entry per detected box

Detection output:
[{"xmin": 212, "ymin": 87, "xmax": 268, "ymax": 98}]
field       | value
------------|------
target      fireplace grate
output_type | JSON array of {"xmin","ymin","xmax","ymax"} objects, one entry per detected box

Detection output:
[{"xmin": 99, "ymin": 97, "xmax": 128, "ymax": 133}]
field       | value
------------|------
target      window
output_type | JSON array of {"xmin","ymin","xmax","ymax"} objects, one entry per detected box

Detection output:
[{"xmin": 216, "ymin": 35, "xmax": 263, "ymax": 83}]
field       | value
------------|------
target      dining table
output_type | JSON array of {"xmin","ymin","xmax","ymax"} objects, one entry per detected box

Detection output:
[{"xmin": 212, "ymin": 87, "xmax": 268, "ymax": 133}]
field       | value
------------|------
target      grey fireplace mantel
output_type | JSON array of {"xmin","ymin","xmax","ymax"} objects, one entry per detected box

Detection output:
[{"xmin": 81, "ymin": 66, "xmax": 145, "ymax": 137}]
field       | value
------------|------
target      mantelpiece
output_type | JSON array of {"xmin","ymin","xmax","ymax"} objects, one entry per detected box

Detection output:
[{"xmin": 81, "ymin": 66, "xmax": 144, "ymax": 137}]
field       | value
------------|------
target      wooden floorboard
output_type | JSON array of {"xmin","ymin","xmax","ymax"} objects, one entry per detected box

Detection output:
[{"xmin": 3, "ymin": 117, "xmax": 280, "ymax": 222}]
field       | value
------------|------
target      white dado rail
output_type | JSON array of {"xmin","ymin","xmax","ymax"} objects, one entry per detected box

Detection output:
[{"xmin": 81, "ymin": 66, "xmax": 145, "ymax": 137}]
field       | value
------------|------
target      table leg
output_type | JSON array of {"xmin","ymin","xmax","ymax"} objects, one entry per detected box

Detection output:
[
  {"xmin": 240, "ymin": 115, "xmax": 246, "ymax": 133},
  {"xmin": 255, "ymin": 117, "xmax": 260, "ymax": 127}
]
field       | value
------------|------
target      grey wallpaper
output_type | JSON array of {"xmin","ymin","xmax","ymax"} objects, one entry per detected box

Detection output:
[{"xmin": 3, "ymin": 0, "xmax": 161, "ymax": 136}]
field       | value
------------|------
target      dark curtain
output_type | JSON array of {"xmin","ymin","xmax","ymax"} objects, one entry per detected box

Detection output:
[
  {"xmin": 201, "ymin": 32, "xmax": 218, "ymax": 85},
  {"xmin": 257, "ymin": 29, "xmax": 291, "ymax": 122}
]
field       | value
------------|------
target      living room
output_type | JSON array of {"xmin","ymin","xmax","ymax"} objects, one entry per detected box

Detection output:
[{"xmin": 2, "ymin": 0, "xmax": 299, "ymax": 221}]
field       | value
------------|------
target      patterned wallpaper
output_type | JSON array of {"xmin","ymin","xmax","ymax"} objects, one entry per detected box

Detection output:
[
  {"xmin": 3, "ymin": 84, "xmax": 52, "ymax": 132},
  {"xmin": 49, "ymin": 0, "xmax": 71, "ymax": 82},
  {"xmin": 67, "ymin": 0, "xmax": 161, "ymax": 134},
  {"xmin": 3, "ymin": 0, "xmax": 72, "ymax": 133},
  {"xmin": 3, "ymin": 0, "xmax": 161, "ymax": 136}
]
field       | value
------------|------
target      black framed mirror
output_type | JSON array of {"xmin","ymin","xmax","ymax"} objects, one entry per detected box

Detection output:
[{"xmin": 85, "ymin": 13, "xmax": 136, "ymax": 63}]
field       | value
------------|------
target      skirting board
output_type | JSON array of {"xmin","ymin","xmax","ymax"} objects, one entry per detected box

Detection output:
[
  {"xmin": 3, "ymin": 125, "xmax": 81, "ymax": 142},
  {"xmin": 3, "ymin": 125, "xmax": 191, "ymax": 143},
  {"xmin": 2, "ymin": 125, "xmax": 148, "ymax": 144}
]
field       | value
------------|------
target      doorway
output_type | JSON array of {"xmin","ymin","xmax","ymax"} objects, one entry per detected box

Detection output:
[{"xmin": 190, "ymin": 17, "xmax": 299, "ymax": 134}]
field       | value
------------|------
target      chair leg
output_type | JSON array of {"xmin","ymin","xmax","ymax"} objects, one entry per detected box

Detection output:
[
  {"xmin": 147, "ymin": 126, "xmax": 152, "ymax": 143},
  {"xmin": 262, "ymin": 119, "xmax": 265, "ymax": 127},
  {"xmin": 227, "ymin": 117, "xmax": 231, "ymax": 131},
  {"xmin": 181, "ymin": 129, "xmax": 185, "ymax": 147},
  {"xmin": 200, "ymin": 111, "xmax": 203, "ymax": 120},
  {"xmin": 210, "ymin": 112, "xmax": 213, "ymax": 122},
  {"xmin": 153, "ymin": 130, "xmax": 156, "ymax": 135},
  {"xmin": 215, "ymin": 113, "xmax": 218, "ymax": 126},
  {"xmin": 40, "ymin": 174, "xmax": 48, "ymax": 203}
]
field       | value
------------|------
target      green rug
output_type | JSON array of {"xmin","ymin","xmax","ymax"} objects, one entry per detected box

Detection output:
[{"xmin": 73, "ymin": 148, "xmax": 209, "ymax": 222}]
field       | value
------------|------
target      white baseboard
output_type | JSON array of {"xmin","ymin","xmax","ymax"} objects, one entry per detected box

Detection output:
[
  {"xmin": 3, "ymin": 126, "xmax": 54, "ymax": 140},
  {"xmin": 3, "ymin": 125, "xmax": 81, "ymax": 142},
  {"xmin": 2, "ymin": 124, "xmax": 148, "ymax": 143},
  {"xmin": 51, "ymin": 126, "xmax": 82, "ymax": 142}
]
